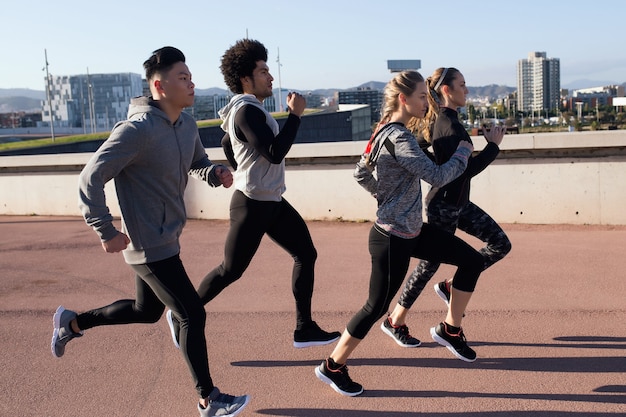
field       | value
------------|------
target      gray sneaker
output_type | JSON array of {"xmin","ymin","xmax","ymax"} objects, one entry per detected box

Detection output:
[
  {"xmin": 198, "ymin": 387, "xmax": 250, "ymax": 417},
  {"xmin": 166, "ymin": 309, "xmax": 180, "ymax": 349},
  {"xmin": 51, "ymin": 305, "xmax": 82, "ymax": 358}
]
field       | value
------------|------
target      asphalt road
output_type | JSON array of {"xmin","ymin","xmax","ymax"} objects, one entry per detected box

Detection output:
[{"xmin": 1, "ymin": 216, "xmax": 625, "ymax": 416}]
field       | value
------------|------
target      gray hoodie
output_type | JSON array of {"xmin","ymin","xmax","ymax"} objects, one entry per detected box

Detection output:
[
  {"xmin": 79, "ymin": 96, "xmax": 223, "ymax": 264},
  {"xmin": 219, "ymin": 94, "xmax": 285, "ymax": 201},
  {"xmin": 354, "ymin": 123, "xmax": 471, "ymax": 238}
]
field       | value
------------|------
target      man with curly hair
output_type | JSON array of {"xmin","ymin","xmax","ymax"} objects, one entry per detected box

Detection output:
[{"xmin": 166, "ymin": 39, "xmax": 340, "ymax": 349}]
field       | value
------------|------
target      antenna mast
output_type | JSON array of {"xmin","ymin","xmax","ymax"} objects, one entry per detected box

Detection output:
[
  {"xmin": 276, "ymin": 47, "xmax": 283, "ymax": 112},
  {"xmin": 44, "ymin": 49, "xmax": 55, "ymax": 142}
]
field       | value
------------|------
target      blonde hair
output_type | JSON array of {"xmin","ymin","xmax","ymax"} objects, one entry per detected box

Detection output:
[
  {"xmin": 411, "ymin": 67, "xmax": 460, "ymax": 143},
  {"xmin": 372, "ymin": 70, "xmax": 424, "ymax": 135}
]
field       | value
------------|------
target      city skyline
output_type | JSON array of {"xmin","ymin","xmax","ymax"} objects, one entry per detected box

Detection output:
[{"xmin": 2, "ymin": 0, "xmax": 625, "ymax": 92}]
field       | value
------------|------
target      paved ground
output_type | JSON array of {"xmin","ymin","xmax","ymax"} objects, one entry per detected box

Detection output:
[{"xmin": 1, "ymin": 215, "xmax": 625, "ymax": 417}]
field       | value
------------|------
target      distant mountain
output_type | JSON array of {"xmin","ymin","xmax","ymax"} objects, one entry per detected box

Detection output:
[
  {"xmin": 562, "ymin": 79, "xmax": 624, "ymax": 90},
  {"xmin": 0, "ymin": 96, "xmax": 42, "ymax": 113},
  {"xmin": 3, "ymin": 80, "xmax": 624, "ymax": 113},
  {"xmin": 195, "ymin": 87, "xmax": 229, "ymax": 96},
  {"xmin": 0, "ymin": 89, "xmax": 45, "ymax": 100},
  {"xmin": 468, "ymin": 84, "xmax": 516, "ymax": 98}
]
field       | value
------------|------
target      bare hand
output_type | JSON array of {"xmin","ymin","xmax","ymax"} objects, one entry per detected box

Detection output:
[
  {"xmin": 483, "ymin": 125, "xmax": 506, "ymax": 146},
  {"xmin": 286, "ymin": 92, "xmax": 306, "ymax": 117},
  {"xmin": 457, "ymin": 140, "xmax": 474, "ymax": 153},
  {"xmin": 102, "ymin": 232, "xmax": 130, "ymax": 253},
  {"xmin": 214, "ymin": 165, "xmax": 233, "ymax": 188}
]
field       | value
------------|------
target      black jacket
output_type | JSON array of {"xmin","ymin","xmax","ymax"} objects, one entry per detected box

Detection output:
[{"xmin": 431, "ymin": 107, "xmax": 500, "ymax": 207}]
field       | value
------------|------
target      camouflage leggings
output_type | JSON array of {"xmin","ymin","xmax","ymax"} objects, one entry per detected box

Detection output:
[{"xmin": 397, "ymin": 198, "xmax": 512, "ymax": 309}]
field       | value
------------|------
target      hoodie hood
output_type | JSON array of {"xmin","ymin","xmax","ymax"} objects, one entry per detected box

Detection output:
[
  {"xmin": 218, "ymin": 94, "xmax": 267, "ymax": 134},
  {"xmin": 126, "ymin": 96, "xmax": 173, "ymax": 124}
]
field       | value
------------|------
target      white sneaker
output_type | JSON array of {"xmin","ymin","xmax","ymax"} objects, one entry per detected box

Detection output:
[{"xmin": 165, "ymin": 309, "xmax": 180, "ymax": 349}]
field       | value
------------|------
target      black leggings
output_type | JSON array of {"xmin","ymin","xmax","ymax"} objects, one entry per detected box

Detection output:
[
  {"xmin": 347, "ymin": 223, "xmax": 483, "ymax": 339},
  {"xmin": 75, "ymin": 255, "xmax": 213, "ymax": 398},
  {"xmin": 398, "ymin": 199, "xmax": 512, "ymax": 309},
  {"xmin": 197, "ymin": 190, "xmax": 317, "ymax": 329}
]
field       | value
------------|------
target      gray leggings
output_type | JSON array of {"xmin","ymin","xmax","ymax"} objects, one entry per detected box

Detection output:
[{"xmin": 397, "ymin": 199, "xmax": 512, "ymax": 309}]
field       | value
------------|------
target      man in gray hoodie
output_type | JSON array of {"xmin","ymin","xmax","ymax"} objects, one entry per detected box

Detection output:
[{"xmin": 50, "ymin": 46, "xmax": 249, "ymax": 417}]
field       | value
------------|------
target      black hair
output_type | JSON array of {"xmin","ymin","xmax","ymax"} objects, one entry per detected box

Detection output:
[
  {"xmin": 143, "ymin": 46, "xmax": 186, "ymax": 81},
  {"xmin": 220, "ymin": 39, "xmax": 268, "ymax": 94}
]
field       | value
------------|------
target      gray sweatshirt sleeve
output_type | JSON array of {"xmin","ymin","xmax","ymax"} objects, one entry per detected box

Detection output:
[
  {"xmin": 78, "ymin": 122, "xmax": 140, "ymax": 242},
  {"xmin": 354, "ymin": 154, "xmax": 378, "ymax": 196},
  {"xmin": 188, "ymin": 138, "xmax": 228, "ymax": 187},
  {"xmin": 394, "ymin": 130, "xmax": 470, "ymax": 187}
]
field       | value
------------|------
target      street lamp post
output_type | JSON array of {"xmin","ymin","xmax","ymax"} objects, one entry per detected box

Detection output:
[
  {"xmin": 276, "ymin": 47, "xmax": 283, "ymax": 112},
  {"xmin": 43, "ymin": 49, "xmax": 55, "ymax": 142}
]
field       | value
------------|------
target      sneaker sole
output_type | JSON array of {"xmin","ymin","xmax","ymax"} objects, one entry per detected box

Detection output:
[
  {"xmin": 293, "ymin": 335, "xmax": 340, "ymax": 348},
  {"xmin": 51, "ymin": 306, "xmax": 64, "ymax": 358},
  {"xmin": 314, "ymin": 366, "xmax": 363, "ymax": 397},
  {"xmin": 380, "ymin": 321, "xmax": 421, "ymax": 348},
  {"xmin": 434, "ymin": 283, "xmax": 450, "ymax": 306},
  {"xmin": 430, "ymin": 326, "xmax": 476, "ymax": 363},
  {"xmin": 165, "ymin": 310, "xmax": 180, "ymax": 349}
]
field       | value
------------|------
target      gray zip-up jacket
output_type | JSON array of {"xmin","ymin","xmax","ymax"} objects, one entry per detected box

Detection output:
[
  {"xmin": 79, "ymin": 96, "xmax": 224, "ymax": 265},
  {"xmin": 354, "ymin": 123, "xmax": 471, "ymax": 238}
]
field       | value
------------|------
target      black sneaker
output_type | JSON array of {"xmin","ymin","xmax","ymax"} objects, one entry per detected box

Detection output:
[
  {"xmin": 293, "ymin": 321, "xmax": 341, "ymax": 348},
  {"xmin": 315, "ymin": 359, "xmax": 363, "ymax": 396},
  {"xmin": 434, "ymin": 281, "xmax": 466, "ymax": 317},
  {"xmin": 380, "ymin": 316, "xmax": 421, "ymax": 347},
  {"xmin": 430, "ymin": 322, "xmax": 476, "ymax": 362},
  {"xmin": 434, "ymin": 281, "xmax": 451, "ymax": 306}
]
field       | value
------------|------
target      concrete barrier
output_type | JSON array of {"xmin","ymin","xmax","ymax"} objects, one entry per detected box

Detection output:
[{"xmin": 1, "ymin": 130, "xmax": 625, "ymax": 224}]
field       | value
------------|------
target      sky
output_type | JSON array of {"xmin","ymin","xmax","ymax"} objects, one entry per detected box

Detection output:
[{"xmin": 2, "ymin": 0, "xmax": 625, "ymax": 92}]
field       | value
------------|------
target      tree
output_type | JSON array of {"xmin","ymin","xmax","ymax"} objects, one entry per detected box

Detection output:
[{"xmin": 467, "ymin": 103, "xmax": 476, "ymax": 127}]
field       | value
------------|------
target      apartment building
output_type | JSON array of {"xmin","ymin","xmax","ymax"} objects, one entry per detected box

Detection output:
[{"xmin": 517, "ymin": 51, "xmax": 560, "ymax": 114}]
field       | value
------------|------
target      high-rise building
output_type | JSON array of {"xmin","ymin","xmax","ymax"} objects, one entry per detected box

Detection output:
[
  {"xmin": 517, "ymin": 52, "xmax": 560, "ymax": 114},
  {"xmin": 42, "ymin": 73, "xmax": 143, "ymax": 133}
]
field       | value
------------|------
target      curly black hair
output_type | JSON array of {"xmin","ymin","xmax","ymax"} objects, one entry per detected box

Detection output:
[{"xmin": 220, "ymin": 39, "xmax": 268, "ymax": 94}]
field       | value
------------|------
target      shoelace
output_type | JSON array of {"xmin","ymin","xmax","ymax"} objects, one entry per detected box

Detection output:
[
  {"xmin": 211, "ymin": 393, "xmax": 237, "ymax": 406},
  {"xmin": 397, "ymin": 325, "xmax": 414, "ymax": 340},
  {"xmin": 336, "ymin": 365, "xmax": 356, "ymax": 385}
]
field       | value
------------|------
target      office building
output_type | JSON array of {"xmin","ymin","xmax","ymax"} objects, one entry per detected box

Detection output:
[
  {"xmin": 42, "ymin": 73, "xmax": 143, "ymax": 133},
  {"xmin": 517, "ymin": 52, "xmax": 560, "ymax": 114},
  {"xmin": 569, "ymin": 85, "xmax": 625, "ymax": 109},
  {"xmin": 338, "ymin": 88, "xmax": 384, "ymax": 125}
]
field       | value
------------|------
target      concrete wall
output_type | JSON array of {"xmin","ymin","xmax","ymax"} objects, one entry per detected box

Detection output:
[{"xmin": 1, "ymin": 130, "xmax": 625, "ymax": 224}]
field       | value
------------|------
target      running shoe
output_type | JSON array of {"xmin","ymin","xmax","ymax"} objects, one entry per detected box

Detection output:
[
  {"xmin": 315, "ymin": 359, "xmax": 363, "ymax": 396},
  {"xmin": 51, "ymin": 305, "xmax": 82, "ymax": 358},
  {"xmin": 430, "ymin": 322, "xmax": 476, "ymax": 362},
  {"xmin": 166, "ymin": 309, "xmax": 180, "ymax": 349},
  {"xmin": 198, "ymin": 387, "xmax": 250, "ymax": 417},
  {"xmin": 434, "ymin": 280, "xmax": 451, "ymax": 306},
  {"xmin": 380, "ymin": 316, "xmax": 421, "ymax": 347},
  {"xmin": 293, "ymin": 321, "xmax": 341, "ymax": 348}
]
